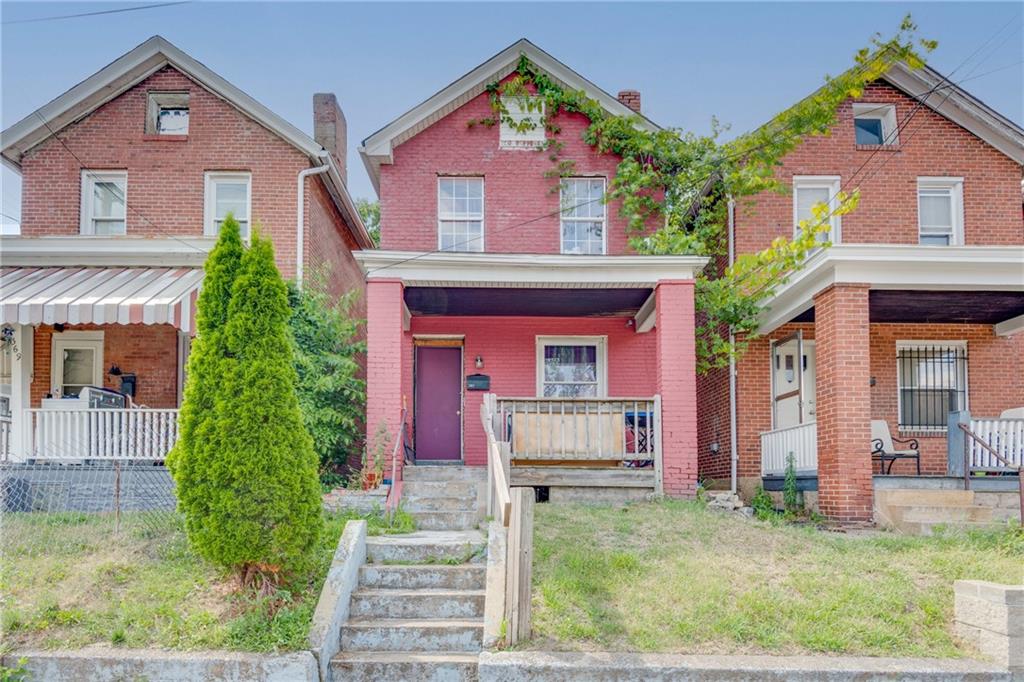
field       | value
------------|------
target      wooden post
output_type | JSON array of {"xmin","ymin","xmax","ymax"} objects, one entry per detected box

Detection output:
[{"xmin": 504, "ymin": 487, "xmax": 534, "ymax": 646}]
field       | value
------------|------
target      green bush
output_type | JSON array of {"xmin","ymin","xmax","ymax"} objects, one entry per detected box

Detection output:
[
  {"xmin": 288, "ymin": 276, "xmax": 365, "ymax": 484},
  {"xmin": 750, "ymin": 486, "xmax": 776, "ymax": 521},
  {"xmin": 167, "ymin": 215, "xmax": 244, "ymax": 548},
  {"xmin": 783, "ymin": 452, "xmax": 800, "ymax": 514}
]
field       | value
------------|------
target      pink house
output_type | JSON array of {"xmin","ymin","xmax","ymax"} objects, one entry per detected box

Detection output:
[{"xmin": 355, "ymin": 40, "xmax": 707, "ymax": 499}]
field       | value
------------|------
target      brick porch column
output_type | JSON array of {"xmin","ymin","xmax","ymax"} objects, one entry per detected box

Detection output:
[
  {"xmin": 814, "ymin": 283, "xmax": 873, "ymax": 522},
  {"xmin": 655, "ymin": 279, "xmax": 698, "ymax": 497},
  {"xmin": 366, "ymin": 278, "xmax": 406, "ymax": 469}
]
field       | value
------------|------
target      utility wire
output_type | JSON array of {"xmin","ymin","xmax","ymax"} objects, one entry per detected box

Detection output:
[{"xmin": 3, "ymin": 2, "xmax": 190, "ymax": 25}]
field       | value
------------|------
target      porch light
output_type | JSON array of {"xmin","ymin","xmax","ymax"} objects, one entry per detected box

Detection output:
[
  {"xmin": 108, "ymin": 365, "xmax": 122, "ymax": 377},
  {"xmin": 475, "ymin": 355, "xmax": 484, "ymax": 370}
]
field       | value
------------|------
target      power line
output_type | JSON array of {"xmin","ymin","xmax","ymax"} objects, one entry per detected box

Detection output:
[{"xmin": 2, "ymin": 2, "xmax": 190, "ymax": 26}]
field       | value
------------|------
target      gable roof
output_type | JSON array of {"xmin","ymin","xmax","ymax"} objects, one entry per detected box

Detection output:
[
  {"xmin": 879, "ymin": 61, "xmax": 1024, "ymax": 164},
  {"xmin": 0, "ymin": 35, "xmax": 373, "ymax": 248},
  {"xmin": 359, "ymin": 38, "xmax": 660, "ymax": 193}
]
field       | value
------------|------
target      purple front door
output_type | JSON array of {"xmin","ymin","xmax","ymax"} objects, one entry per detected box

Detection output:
[{"xmin": 414, "ymin": 346, "xmax": 462, "ymax": 461}]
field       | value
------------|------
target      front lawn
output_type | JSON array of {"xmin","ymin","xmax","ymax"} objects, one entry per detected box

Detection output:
[
  {"xmin": 531, "ymin": 499, "xmax": 1023, "ymax": 658},
  {"xmin": 0, "ymin": 508, "xmax": 412, "ymax": 653}
]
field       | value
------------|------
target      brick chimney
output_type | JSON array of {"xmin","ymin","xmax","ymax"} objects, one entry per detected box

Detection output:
[
  {"xmin": 313, "ymin": 93, "xmax": 347, "ymax": 185},
  {"xmin": 617, "ymin": 90, "xmax": 642, "ymax": 114}
]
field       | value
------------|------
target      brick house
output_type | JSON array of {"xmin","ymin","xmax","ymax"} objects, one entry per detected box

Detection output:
[
  {"xmin": 355, "ymin": 40, "xmax": 708, "ymax": 500},
  {"xmin": 696, "ymin": 63, "xmax": 1024, "ymax": 522},
  {"xmin": 0, "ymin": 36, "xmax": 372, "ymax": 460}
]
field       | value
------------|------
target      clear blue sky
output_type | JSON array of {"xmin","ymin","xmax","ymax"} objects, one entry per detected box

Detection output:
[{"xmin": 2, "ymin": 2, "xmax": 1021, "ymax": 232}]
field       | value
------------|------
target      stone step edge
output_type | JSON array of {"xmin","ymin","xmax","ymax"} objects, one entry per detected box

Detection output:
[
  {"xmin": 331, "ymin": 651, "xmax": 480, "ymax": 663},
  {"xmin": 344, "ymin": 617, "xmax": 484, "ymax": 628},
  {"xmin": 352, "ymin": 589, "xmax": 487, "ymax": 597}
]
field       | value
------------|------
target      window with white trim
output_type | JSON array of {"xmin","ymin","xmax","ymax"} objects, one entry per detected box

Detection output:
[
  {"xmin": 146, "ymin": 92, "xmax": 189, "ymax": 135},
  {"xmin": 560, "ymin": 178, "xmax": 606, "ymax": 255},
  {"xmin": 852, "ymin": 103, "xmax": 898, "ymax": 146},
  {"xmin": 536, "ymin": 336, "xmax": 607, "ymax": 397},
  {"xmin": 792, "ymin": 176, "xmax": 841, "ymax": 243},
  {"xmin": 80, "ymin": 171, "xmax": 127, "ymax": 235},
  {"xmin": 204, "ymin": 172, "xmax": 251, "ymax": 238},
  {"xmin": 499, "ymin": 95, "xmax": 545, "ymax": 150},
  {"xmin": 896, "ymin": 341, "xmax": 968, "ymax": 431},
  {"xmin": 437, "ymin": 177, "xmax": 483, "ymax": 252},
  {"xmin": 917, "ymin": 178, "xmax": 963, "ymax": 246}
]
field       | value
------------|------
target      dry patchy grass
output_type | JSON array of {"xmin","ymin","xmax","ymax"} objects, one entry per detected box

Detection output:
[{"xmin": 531, "ymin": 499, "xmax": 1024, "ymax": 657}]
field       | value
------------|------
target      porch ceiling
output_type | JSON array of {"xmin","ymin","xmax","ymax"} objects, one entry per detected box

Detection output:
[
  {"xmin": 404, "ymin": 286, "xmax": 652, "ymax": 317},
  {"xmin": 790, "ymin": 290, "xmax": 1024, "ymax": 325}
]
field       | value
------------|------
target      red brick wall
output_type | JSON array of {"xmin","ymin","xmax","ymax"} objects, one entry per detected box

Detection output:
[
  {"xmin": 655, "ymin": 281, "xmax": 699, "ymax": 496},
  {"xmin": 378, "ymin": 79, "xmax": 635, "ymax": 255},
  {"xmin": 305, "ymin": 178, "xmax": 366, "ymax": 316},
  {"xmin": 31, "ymin": 324, "xmax": 179, "ymax": 408},
  {"xmin": 734, "ymin": 81, "xmax": 1024, "ymax": 252},
  {"xmin": 696, "ymin": 363, "xmax": 733, "ymax": 486}
]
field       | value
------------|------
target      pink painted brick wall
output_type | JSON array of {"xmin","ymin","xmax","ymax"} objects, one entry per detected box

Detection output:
[
  {"xmin": 655, "ymin": 281, "xmax": 698, "ymax": 497},
  {"xmin": 366, "ymin": 280, "xmax": 407, "ymax": 471}
]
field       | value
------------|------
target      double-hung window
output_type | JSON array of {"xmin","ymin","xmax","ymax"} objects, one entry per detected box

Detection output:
[
  {"xmin": 792, "ymin": 176, "xmax": 841, "ymax": 243},
  {"xmin": 917, "ymin": 177, "xmax": 963, "ymax": 245},
  {"xmin": 560, "ymin": 178, "xmax": 606, "ymax": 255},
  {"xmin": 537, "ymin": 336, "xmax": 607, "ymax": 398},
  {"xmin": 896, "ymin": 341, "xmax": 968, "ymax": 431},
  {"xmin": 204, "ymin": 172, "xmax": 251, "ymax": 238},
  {"xmin": 437, "ymin": 177, "xmax": 483, "ymax": 252},
  {"xmin": 80, "ymin": 171, "xmax": 127, "ymax": 235}
]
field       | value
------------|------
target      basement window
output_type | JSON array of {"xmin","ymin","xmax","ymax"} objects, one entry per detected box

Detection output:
[
  {"xmin": 852, "ymin": 103, "xmax": 898, "ymax": 146},
  {"xmin": 147, "ymin": 92, "xmax": 190, "ymax": 135}
]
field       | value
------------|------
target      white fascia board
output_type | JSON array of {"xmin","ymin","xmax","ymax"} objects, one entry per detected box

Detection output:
[
  {"xmin": 634, "ymin": 290, "xmax": 657, "ymax": 333},
  {"xmin": 882, "ymin": 63, "xmax": 1024, "ymax": 164},
  {"xmin": 995, "ymin": 314, "xmax": 1024, "ymax": 337},
  {"xmin": 757, "ymin": 244, "xmax": 1024, "ymax": 333},
  {"xmin": 354, "ymin": 250, "xmax": 709, "ymax": 288},
  {"xmin": 0, "ymin": 236, "xmax": 214, "ymax": 267}
]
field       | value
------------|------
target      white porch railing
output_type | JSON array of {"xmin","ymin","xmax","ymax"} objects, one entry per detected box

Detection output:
[
  {"xmin": 760, "ymin": 421, "xmax": 817, "ymax": 476},
  {"xmin": 25, "ymin": 408, "xmax": 180, "ymax": 460},
  {"xmin": 968, "ymin": 417, "xmax": 1024, "ymax": 470}
]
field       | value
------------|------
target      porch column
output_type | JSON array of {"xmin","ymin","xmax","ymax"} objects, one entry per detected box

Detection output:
[
  {"xmin": 8, "ymin": 324, "xmax": 34, "ymax": 459},
  {"xmin": 655, "ymin": 279, "xmax": 698, "ymax": 497},
  {"xmin": 814, "ymin": 283, "xmax": 873, "ymax": 522},
  {"xmin": 366, "ymin": 279, "xmax": 406, "ymax": 473}
]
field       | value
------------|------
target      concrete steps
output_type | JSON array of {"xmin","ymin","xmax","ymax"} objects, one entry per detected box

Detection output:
[
  {"xmin": 331, "ymin": 651, "xmax": 479, "ymax": 682},
  {"xmin": 403, "ymin": 466, "xmax": 487, "ymax": 482},
  {"xmin": 359, "ymin": 564, "xmax": 485, "ymax": 590},
  {"xmin": 349, "ymin": 589, "xmax": 486, "ymax": 619},
  {"xmin": 412, "ymin": 511, "xmax": 480, "ymax": 531},
  {"xmin": 403, "ymin": 496, "xmax": 476, "ymax": 512},
  {"xmin": 875, "ymin": 488, "xmax": 1002, "ymax": 536},
  {"xmin": 366, "ymin": 530, "xmax": 486, "ymax": 564},
  {"xmin": 403, "ymin": 480, "xmax": 480, "ymax": 498},
  {"xmin": 340, "ymin": 617, "xmax": 484, "ymax": 652}
]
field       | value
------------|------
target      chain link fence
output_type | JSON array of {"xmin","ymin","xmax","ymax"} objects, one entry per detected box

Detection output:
[{"xmin": 1, "ymin": 459, "xmax": 180, "ymax": 559}]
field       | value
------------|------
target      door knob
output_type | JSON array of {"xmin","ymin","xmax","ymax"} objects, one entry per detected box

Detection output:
[{"xmin": 456, "ymin": 410, "xmax": 461, "ymax": 416}]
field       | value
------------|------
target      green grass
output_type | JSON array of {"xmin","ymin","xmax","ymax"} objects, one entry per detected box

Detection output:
[
  {"xmin": 0, "ymin": 508, "xmax": 413, "ymax": 653},
  {"xmin": 531, "ymin": 499, "xmax": 1024, "ymax": 658}
]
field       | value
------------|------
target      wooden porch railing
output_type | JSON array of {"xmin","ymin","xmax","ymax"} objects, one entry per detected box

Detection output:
[
  {"xmin": 958, "ymin": 422, "xmax": 1023, "ymax": 521},
  {"xmin": 25, "ymin": 408, "xmax": 179, "ymax": 460},
  {"xmin": 760, "ymin": 421, "xmax": 817, "ymax": 476},
  {"xmin": 968, "ymin": 417, "xmax": 1024, "ymax": 470}
]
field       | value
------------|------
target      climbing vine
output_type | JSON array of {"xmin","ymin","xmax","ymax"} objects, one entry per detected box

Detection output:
[{"xmin": 469, "ymin": 16, "xmax": 935, "ymax": 372}]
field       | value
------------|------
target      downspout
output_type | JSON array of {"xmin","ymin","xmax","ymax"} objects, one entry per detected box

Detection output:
[
  {"xmin": 296, "ymin": 162, "xmax": 330, "ymax": 290},
  {"xmin": 727, "ymin": 196, "xmax": 739, "ymax": 495}
]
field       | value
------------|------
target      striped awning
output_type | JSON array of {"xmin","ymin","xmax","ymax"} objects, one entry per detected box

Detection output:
[{"xmin": 1, "ymin": 267, "xmax": 203, "ymax": 333}]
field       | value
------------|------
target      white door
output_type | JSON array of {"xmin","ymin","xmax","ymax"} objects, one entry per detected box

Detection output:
[
  {"xmin": 771, "ymin": 332, "xmax": 816, "ymax": 429},
  {"xmin": 51, "ymin": 332, "xmax": 104, "ymax": 398}
]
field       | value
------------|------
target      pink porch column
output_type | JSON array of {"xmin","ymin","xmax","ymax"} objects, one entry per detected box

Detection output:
[
  {"xmin": 814, "ymin": 283, "xmax": 873, "ymax": 522},
  {"xmin": 655, "ymin": 279, "xmax": 698, "ymax": 497},
  {"xmin": 366, "ymin": 279, "xmax": 406, "ymax": 474}
]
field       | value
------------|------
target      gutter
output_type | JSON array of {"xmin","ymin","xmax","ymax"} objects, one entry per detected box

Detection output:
[
  {"xmin": 727, "ymin": 197, "xmax": 739, "ymax": 496},
  {"xmin": 296, "ymin": 163, "xmax": 330, "ymax": 290}
]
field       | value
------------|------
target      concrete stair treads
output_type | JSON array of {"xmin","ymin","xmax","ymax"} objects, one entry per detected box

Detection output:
[
  {"xmin": 359, "ymin": 564, "xmax": 486, "ymax": 590},
  {"xmin": 349, "ymin": 589, "xmax": 486, "ymax": 619},
  {"xmin": 402, "ymin": 496, "xmax": 478, "ymax": 512},
  {"xmin": 402, "ymin": 480, "xmax": 480, "ymax": 498},
  {"xmin": 410, "ymin": 511, "xmax": 481, "ymax": 531},
  {"xmin": 340, "ymin": 617, "xmax": 484, "ymax": 652},
  {"xmin": 366, "ymin": 530, "xmax": 486, "ymax": 564},
  {"xmin": 330, "ymin": 651, "xmax": 479, "ymax": 682},
  {"xmin": 403, "ymin": 466, "xmax": 487, "ymax": 482}
]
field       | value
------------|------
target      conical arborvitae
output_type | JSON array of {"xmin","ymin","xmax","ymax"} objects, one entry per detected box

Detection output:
[
  {"xmin": 167, "ymin": 215, "xmax": 244, "ymax": 552},
  {"xmin": 204, "ymin": 233, "xmax": 322, "ymax": 583}
]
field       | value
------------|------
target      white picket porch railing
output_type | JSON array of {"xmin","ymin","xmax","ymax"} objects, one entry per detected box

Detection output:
[
  {"xmin": 760, "ymin": 421, "xmax": 818, "ymax": 476},
  {"xmin": 968, "ymin": 417, "xmax": 1024, "ymax": 470},
  {"xmin": 25, "ymin": 408, "xmax": 180, "ymax": 460}
]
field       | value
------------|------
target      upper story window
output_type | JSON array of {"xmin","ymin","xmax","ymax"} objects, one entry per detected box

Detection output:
[
  {"xmin": 852, "ymin": 103, "xmax": 898, "ymax": 146},
  {"xmin": 204, "ymin": 172, "xmax": 251, "ymax": 238},
  {"xmin": 499, "ymin": 96, "xmax": 545, "ymax": 150},
  {"xmin": 917, "ymin": 177, "xmax": 963, "ymax": 245},
  {"xmin": 146, "ymin": 92, "xmax": 190, "ymax": 135},
  {"xmin": 792, "ymin": 176, "xmax": 840, "ymax": 243},
  {"xmin": 560, "ymin": 178, "xmax": 606, "ymax": 255},
  {"xmin": 80, "ymin": 170, "xmax": 127, "ymax": 235},
  {"xmin": 437, "ymin": 177, "xmax": 483, "ymax": 252}
]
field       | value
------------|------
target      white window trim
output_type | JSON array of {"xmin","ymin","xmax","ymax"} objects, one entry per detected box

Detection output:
[
  {"xmin": 852, "ymin": 103, "xmax": 899, "ymax": 146},
  {"xmin": 560, "ymin": 177, "xmax": 608, "ymax": 255},
  {"xmin": 895, "ymin": 340, "xmax": 969, "ymax": 433},
  {"xmin": 79, "ymin": 171, "xmax": 127, "ymax": 236},
  {"xmin": 917, "ymin": 177, "xmax": 964, "ymax": 246},
  {"xmin": 436, "ymin": 176, "xmax": 484, "ymax": 252},
  {"xmin": 204, "ymin": 171, "xmax": 252, "ymax": 238},
  {"xmin": 535, "ymin": 335, "xmax": 608, "ymax": 398},
  {"xmin": 50, "ymin": 330, "xmax": 104, "ymax": 398},
  {"xmin": 499, "ymin": 95, "xmax": 546, "ymax": 150},
  {"xmin": 792, "ymin": 175, "xmax": 842, "ymax": 244},
  {"xmin": 146, "ymin": 91, "xmax": 190, "ymax": 135}
]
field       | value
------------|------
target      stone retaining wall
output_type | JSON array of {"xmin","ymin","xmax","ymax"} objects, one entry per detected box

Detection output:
[{"xmin": 954, "ymin": 580, "xmax": 1023, "ymax": 672}]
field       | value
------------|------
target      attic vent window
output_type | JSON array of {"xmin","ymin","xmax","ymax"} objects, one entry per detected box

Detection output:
[
  {"xmin": 499, "ymin": 96, "xmax": 545, "ymax": 150},
  {"xmin": 852, "ymin": 103, "xmax": 897, "ymax": 146},
  {"xmin": 147, "ymin": 92, "xmax": 189, "ymax": 135}
]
